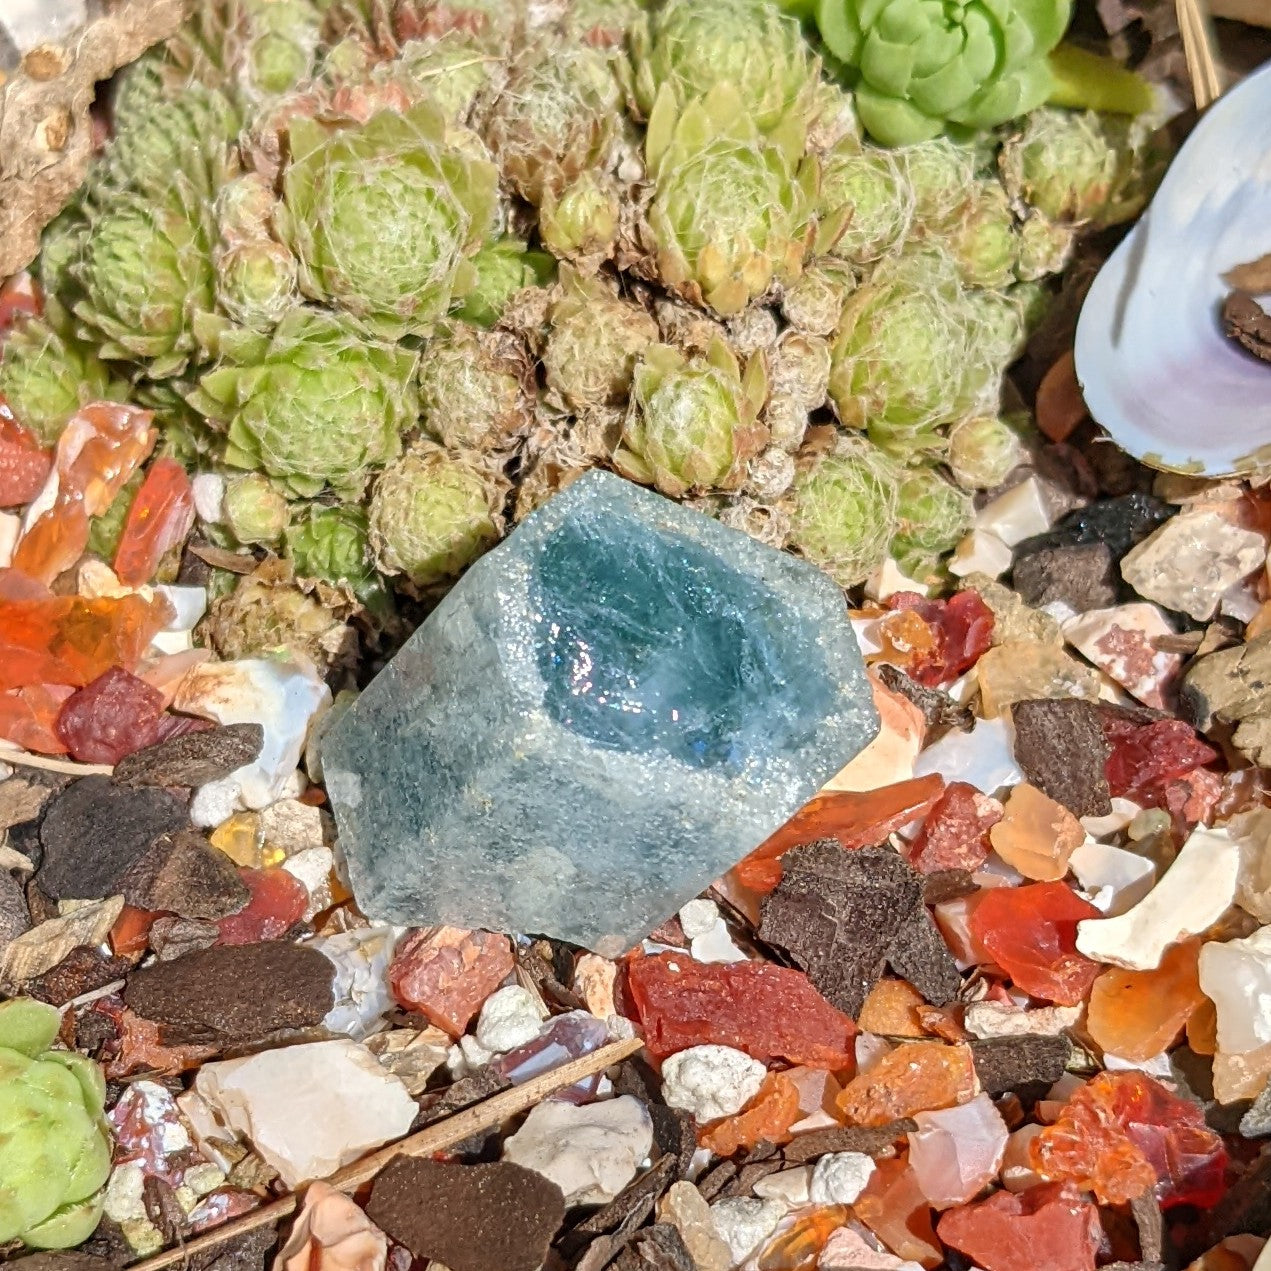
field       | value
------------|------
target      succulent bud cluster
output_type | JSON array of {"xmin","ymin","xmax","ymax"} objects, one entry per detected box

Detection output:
[{"xmin": 2, "ymin": 0, "xmax": 1165, "ymax": 646}]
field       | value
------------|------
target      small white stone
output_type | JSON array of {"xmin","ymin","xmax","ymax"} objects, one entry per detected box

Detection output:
[
  {"xmin": 0, "ymin": 511, "xmax": 20, "ymax": 568},
  {"xmin": 192, "ymin": 473, "xmax": 226, "ymax": 524},
  {"xmin": 282, "ymin": 846, "xmax": 334, "ymax": 920},
  {"xmin": 475, "ymin": 985, "xmax": 548, "ymax": 1053},
  {"xmin": 661, "ymin": 1045, "xmax": 767, "ymax": 1123},
  {"xmin": 313, "ymin": 925, "xmax": 400, "ymax": 1040},
  {"xmin": 753, "ymin": 1167, "xmax": 811, "ymax": 1205},
  {"xmin": 104, "ymin": 1162, "xmax": 147, "ymax": 1224},
  {"xmin": 1061, "ymin": 603, "xmax": 1182, "ymax": 710},
  {"xmin": 851, "ymin": 616, "xmax": 884, "ymax": 657},
  {"xmin": 446, "ymin": 1035, "xmax": 494, "ymax": 1078},
  {"xmin": 260, "ymin": 798, "xmax": 329, "ymax": 856},
  {"xmin": 175, "ymin": 659, "xmax": 331, "ymax": 811},
  {"xmin": 1199, "ymin": 926, "xmax": 1271, "ymax": 1056},
  {"xmin": 150, "ymin": 630, "xmax": 194, "ymax": 656},
  {"xmin": 963, "ymin": 1001, "xmax": 1080, "ymax": 1040},
  {"xmin": 976, "ymin": 477, "xmax": 1053, "ymax": 548},
  {"xmin": 192, "ymin": 1039, "xmax": 416, "ymax": 1189},
  {"xmin": 502, "ymin": 1095, "xmax": 653, "ymax": 1206},
  {"xmin": 1080, "ymin": 798, "xmax": 1141, "ymax": 837},
  {"xmin": 1103, "ymin": 1050, "xmax": 1174, "ymax": 1078},
  {"xmin": 948, "ymin": 530, "xmax": 1013, "ymax": 580},
  {"xmin": 189, "ymin": 779, "xmax": 241, "ymax": 830},
  {"xmin": 913, "ymin": 717, "xmax": 1022, "ymax": 795},
  {"xmin": 154, "ymin": 585, "xmax": 208, "ymax": 633},
  {"xmin": 1076, "ymin": 826, "xmax": 1241, "ymax": 971},
  {"xmin": 1068, "ymin": 840, "xmax": 1156, "ymax": 916},
  {"xmin": 679, "ymin": 899, "xmax": 722, "ymax": 940},
  {"xmin": 709, "ymin": 1197, "xmax": 787, "ymax": 1267},
  {"xmin": 691, "ymin": 922, "xmax": 747, "ymax": 964},
  {"xmin": 809, "ymin": 1152, "xmax": 875, "ymax": 1205},
  {"xmin": 865, "ymin": 558, "xmax": 931, "ymax": 602}
]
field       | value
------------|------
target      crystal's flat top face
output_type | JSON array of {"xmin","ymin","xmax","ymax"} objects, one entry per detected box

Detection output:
[{"xmin": 534, "ymin": 515, "xmax": 832, "ymax": 774}]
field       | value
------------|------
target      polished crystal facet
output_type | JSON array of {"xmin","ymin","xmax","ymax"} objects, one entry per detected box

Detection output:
[{"xmin": 323, "ymin": 472, "xmax": 877, "ymax": 954}]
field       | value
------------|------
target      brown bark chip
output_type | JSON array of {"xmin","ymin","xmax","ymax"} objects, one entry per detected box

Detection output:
[
  {"xmin": 113, "ymin": 723, "xmax": 264, "ymax": 788},
  {"xmin": 1010, "ymin": 698, "xmax": 1113, "ymax": 818}
]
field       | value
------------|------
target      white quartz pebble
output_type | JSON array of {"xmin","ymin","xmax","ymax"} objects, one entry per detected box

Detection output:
[
  {"xmin": 913, "ymin": 717, "xmax": 1022, "ymax": 795},
  {"xmin": 1199, "ymin": 926, "xmax": 1271, "ymax": 1056},
  {"xmin": 1068, "ymin": 839, "xmax": 1156, "ymax": 916},
  {"xmin": 809, "ymin": 1152, "xmax": 875, "ymax": 1205},
  {"xmin": 1076, "ymin": 826, "xmax": 1241, "ymax": 970},
  {"xmin": 661, "ymin": 1045, "xmax": 766, "ymax": 1123},
  {"xmin": 975, "ymin": 477, "xmax": 1053, "ymax": 547},
  {"xmin": 948, "ymin": 530, "xmax": 1013, "ymax": 580},
  {"xmin": 754, "ymin": 1167, "xmax": 812, "ymax": 1206},
  {"xmin": 475, "ymin": 985, "xmax": 548, "ymax": 1054},
  {"xmin": 709, "ymin": 1197, "xmax": 786, "ymax": 1267}
]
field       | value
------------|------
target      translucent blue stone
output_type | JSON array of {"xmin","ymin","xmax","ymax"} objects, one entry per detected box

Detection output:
[{"xmin": 322, "ymin": 472, "xmax": 878, "ymax": 955}]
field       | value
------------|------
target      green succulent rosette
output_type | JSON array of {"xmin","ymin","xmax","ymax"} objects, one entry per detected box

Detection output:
[
  {"xmin": 484, "ymin": 43, "xmax": 625, "ymax": 206},
  {"xmin": 817, "ymin": 142, "xmax": 914, "ymax": 265},
  {"xmin": 276, "ymin": 101, "xmax": 499, "ymax": 339},
  {"xmin": 643, "ymin": 82, "xmax": 818, "ymax": 317},
  {"xmin": 369, "ymin": 442, "xmax": 505, "ymax": 587},
  {"xmin": 287, "ymin": 503, "xmax": 394, "ymax": 620},
  {"xmin": 453, "ymin": 236, "xmax": 556, "ymax": 328},
  {"xmin": 947, "ymin": 411, "xmax": 1027, "ymax": 489},
  {"xmin": 789, "ymin": 435, "xmax": 901, "ymax": 587},
  {"xmin": 188, "ymin": 309, "xmax": 418, "ymax": 498},
  {"xmin": 938, "ymin": 179, "xmax": 1019, "ymax": 289},
  {"xmin": 0, "ymin": 998, "xmax": 112, "ymax": 1249},
  {"xmin": 890, "ymin": 463, "xmax": 974, "ymax": 577},
  {"xmin": 69, "ymin": 182, "xmax": 217, "ymax": 379},
  {"xmin": 223, "ymin": 473, "xmax": 291, "ymax": 545},
  {"xmin": 388, "ymin": 33, "xmax": 505, "ymax": 123},
  {"xmin": 0, "ymin": 318, "xmax": 128, "ymax": 446},
  {"xmin": 539, "ymin": 172, "xmax": 621, "ymax": 271},
  {"xmin": 812, "ymin": 0, "xmax": 1072, "ymax": 146},
  {"xmin": 632, "ymin": 0, "xmax": 818, "ymax": 134},
  {"xmin": 614, "ymin": 337, "xmax": 769, "ymax": 498}
]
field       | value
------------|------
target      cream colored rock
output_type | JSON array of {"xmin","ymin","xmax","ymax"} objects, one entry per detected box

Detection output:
[
  {"xmin": 502, "ymin": 1095, "xmax": 653, "ymax": 1206},
  {"xmin": 1120, "ymin": 507, "xmax": 1267, "ymax": 622},
  {"xmin": 948, "ymin": 529, "xmax": 1013, "ymax": 580},
  {"xmin": 574, "ymin": 953, "xmax": 620, "ymax": 1020},
  {"xmin": 658, "ymin": 1182, "xmax": 731, "ymax": 1271},
  {"xmin": 962, "ymin": 1001, "xmax": 1080, "ymax": 1040},
  {"xmin": 314, "ymin": 925, "xmax": 400, "ymax": 1041},
  {"xmin": 1068, "ymin": 840, "xmax": 1156, "ymax": 916},
  {"xmin": 1061, "ymin": 603, "xmax": 1182, "ymax": 710},
  {"xmin": 1076, "ymin": 826, "xmax": 1240, "ymax": 971},
  {"xmin": 709, "ymin": 1197, "xmax": 786, "ymax": 1267},
  {"xmin": 809, "ymin": 1152, "xmax": 875, "ymax": 1205},
  {"xmin": 753, "ymin": 1168, "xmax": 812, "ymax": 1205},
  {"xmin": 662, "ymin": 1045, "xmax": 766, "ymax": 1123},
  {"xmin": 1199, "ymin": 926, "xmax": 1271, "ymax": 1058},
  {"xmin": 1230, "ymin": 808, "xmax": 1271, "ymax": 923},
  {"xmin": 191, "ymin": 1040, "xmax": 416, "ymax": 1188},
  {"xmin": 475, "ymin": 985, "xmax": 547, "ymax": 1053},
  {"xmin": 975, "ymin": 478, "xmax": 1053, "ymax": 548}
]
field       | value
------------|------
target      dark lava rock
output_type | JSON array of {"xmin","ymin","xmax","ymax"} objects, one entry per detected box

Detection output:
[
  {"xmin": 27, "ymin": 946, "xmax": 131, "ymax": 1006},
  {"xmin": 367, "ymin": 1158, "xmax": 565, "ymax": 1271},
  {"xmin": 1013, "ymin": 493, "xmax": 1173, "ymax": 561},
  {"xmin": 1010, "ymin": 699, "xmax": 1112, "ymax": 818},
  {"xmin": 969, "ymin": 1035, "xmax": 1071, "ymax": 1096},
  {"xmin": 117, "ymin": 829, "xmax": 250, "ymax": 920},
  {"xmin": 1012, "ymin": 541, "xmax": 1118, "ymax": 613},
  {"xmin": 124, "ymin": 940, "xmax": 335, "ymax": 1045},
  {"xmin": 0, "ymin": 867, "xmax": 30, "ymax": 950},
  {"xmin": 38, "ymin": 776, "xmax": 187, "ymax": 901},
  {"xmin": 112, "ymin": 723, "xmax": 264, "ymax": 788}
]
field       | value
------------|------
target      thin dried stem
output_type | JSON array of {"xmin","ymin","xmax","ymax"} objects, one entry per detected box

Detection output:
[
  {"xmin": 1176, "ymin": 0, "xmax": 1224, "ymax": 108},
  {"xmin": 0, "ymin": 745, "xmax": 113, "ymax": 777},
  {"xmin": 125, "ymin": 1035, "xmax": 644, "ymax": 1271}
]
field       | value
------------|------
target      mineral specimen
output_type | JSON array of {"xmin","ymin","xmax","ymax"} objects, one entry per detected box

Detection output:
[{"xmin": 323, "ymin": 473, "xmax": 877, "ymax": 954}]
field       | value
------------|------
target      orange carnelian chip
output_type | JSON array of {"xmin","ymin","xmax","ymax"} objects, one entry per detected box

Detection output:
[
  {"xmin": 700, "ymin": 1071, "xmax": 800, "ymax": 1157},
  {"xmin": 837, "ymin": 1040, "xmax": 978, "ymax": 1127}
]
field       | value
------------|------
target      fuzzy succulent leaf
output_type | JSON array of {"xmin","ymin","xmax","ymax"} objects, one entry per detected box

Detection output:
[
  {"xmin": 453, "ymin": 236, "xmax": 556, "ymax": 327},
  {"xmin": 643, "ymin": 82, "xmax": 816, "ymax": 317},
  {"xmin": 542, "ymin": 268, "xmax": 659, "ymax": 411},
  {"xmin": 896, "ymin": 136, "xmax": 982, "ymax": 226},
  {"xmin": 813, "ymin": 0, "xmax": 1072, "ymax": 146},
  {"xmin": 789, "ymin": 436, "xmax": 901, "ymax": 586},
  {"xmin": 70, "ymin": 182, "xmax": 218, "ymax": 380},
  {"xmin": 0, "ymin": 319, "xmax": 128, "ymax": 446},
  {"xmin": 890, "ymin": 463, "xmax": 974, "ymax": 576},
  {"xmin": 539, "ymin": 172, "xmax": 621, "ymax": 271},
  {"xmin": 817, "ymin": 143, "xmax": 914, "ymax": 264},
  {"xmin": 418, "ymin": 324, "xmax": 532, "ymax": 453},
  {"xmin": 947, "ymin": 411, "xmax": 1027, "ymax": 489},
  {"xmin": 386, "ymin": 33, "xmax": 505, "ymax": 122},
  {"xmin": 1015, "ymin": 211, "xmax": 1075, "ymax": 281},
  {"xmin": 484, "ymin": 44, "xmax": 625, "ymax": 206},
  {"xmin": 223, "ymin": 473, "xmax": 291, "ymax": 545},
  {"xmin": 632, "ymin": 0, "xmax": 817, "ymax": 134},
  {"xmin": 615, "ymin": 337, "xmax": 768, "ymax": 497},
  {"xmin": 189, "ymin": 308, "xmax": 417, "ymax": 498},
  {"xmin": 369, "ymin": 442, "xmax": 505, "ymax": 587},
  {"xmin": 938, "ymin": 180, "xmax": 1019, "ymax": 289},
  {"xmin": 0, "ymin": 1000, "xmax": 111, "ymax": 1249},
  {"xmin": 276, "ymin": 102, "xmax": 499, "ymax": 338},
  {"xmin": 202, "ymin": 576, "xmax": 355, "ymax": 672}
]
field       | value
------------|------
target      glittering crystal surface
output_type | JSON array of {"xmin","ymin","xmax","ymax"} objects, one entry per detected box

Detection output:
[{"xmin": 324, "ymin": 474, "xmax": 877, "ymax": 955}]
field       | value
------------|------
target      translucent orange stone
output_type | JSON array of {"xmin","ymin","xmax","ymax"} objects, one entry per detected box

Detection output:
[
  {"xmin": 874, "ymin": 608, "xmax": 940, "ymax": 673},
  {"xmin": 989, "ymin": 783, "xmax": 1085, "ymax": 882},
  {"xmin": 757, "ymin": 1205, "xmax": 848, "ymax": 1271},
  {"xmin": 1086, "ymin": 938, "xmax": 1205, "ymax": 1062},
  {"xmin": 0, "ymin": 683, "xmax": 74, "ymax": 753},
  {"xmin": 937, "ymin": 1181, "xmax": 1101, "ymax": 1271},
  {"xmin": 837, "ymin": 1040, "xmax": 978, "ymax": 1127},
  {"xmin": 1187, "ymin": 995, "xmax": 1218, "ymax": 1057},
  {"xmin": 390, "ymin": 926, "xmax": 516, "ymax": 1037},
  {"xmin": 735, "ymin": 775, "xmax": 946, "ymax": 893},
  {"xmin": 111, "ymin": 905, "xmax": 161, "ymax": 956},
  {"xmin": 854, "ymin": 1156, "xmax": 943, "ymax": 1268},
  {"xmin": 0, "ymin": 591, "xmax": 174, "ymax": 692},
  {"xmin": 699, "ymin": 1071, "xmax": 800, "ymax": 1157},
  {"xmin": 857, "ymin": 978, "xmax": 928, "ymax": 1038},
  {"xmin": 113, "ymin": 457, "xmax": 196, "ymax": 586},
  {"xmin": 10, "ymin": 495, "xmax": 89, "ymax": 587},
  {"xmin": 215, "ymin": 868, "xmax": 308, "ymax": 946},
  {"xmin": 905, "ymin": 781, "xmax": 1002, "ymax": 875},
  {"xmin": 0, "ymin": 397, "xmax": 52, "ymax": 507}
]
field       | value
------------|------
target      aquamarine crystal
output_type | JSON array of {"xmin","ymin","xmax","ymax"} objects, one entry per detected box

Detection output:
[{"xmin": 322, "ymin": 472, "xmax": 878, "ymax": 955}]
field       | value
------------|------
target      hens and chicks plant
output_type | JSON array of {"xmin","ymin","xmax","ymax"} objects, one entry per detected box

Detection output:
[{"xmin": 0, "ymin": 0, "xmax": 1162, "ymax": 671}]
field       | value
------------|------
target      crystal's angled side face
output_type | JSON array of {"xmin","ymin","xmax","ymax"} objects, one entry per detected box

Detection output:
[{"xmin": 322, "ymin": 471, "xmax": 878, "ymax": 955}]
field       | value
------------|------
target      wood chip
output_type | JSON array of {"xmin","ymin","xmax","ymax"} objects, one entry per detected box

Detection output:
[{"xmin": 0, "ymin": 895, "xmax": 124, "ymax": 984}]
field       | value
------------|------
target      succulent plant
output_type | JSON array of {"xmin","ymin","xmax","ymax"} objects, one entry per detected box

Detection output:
[
  {"xmin": 0, "ymin": 998, "xmax": 111, "ymax": 1249},
  {"xmin": 223, "ymin": 473, "xmax": 292, "ymax": 544},
  {"xmin": 779, "ymin": 258, "xmax": 857, "ymax": 337},
  {"xmin": 0, "ymin": 318, "xmax": 127, "ymax": 446},
  {"xmin": 642, "ymin": 82, "xmax": 817, "ymax": 317},
  {"xmin": 614, "ymin": 336, "xmax": 768, "ymax": 497},
  {"xmin": 1014, "ymin": 211, "xmax": 1075, "ymax": 281},
  {"xmin": 188, "ymin": 309, "xmax": 418, "ymax": 498},
  {"xmin": 539, "ymin": 172, "xmax": 622, "ymax": 272},
  {"xmin": 817, "ymin": 143, "xmax": 914, "ymax": 265},
  {"xmin": 286, "ymin": 503, "xmax": 381, "ymax": 598},
  {"xmin": 896, "ymin": 136, "xmax": 979, "ymax": 224},
  {"xmin": 276, "ymin": 101, "xmax": 499, "ymax": 338},
  {"xmin": 938, "ymin": 180, "xmax": 1019, "ymax": 289},
  {"xmin": 789, "ymin": 435, "xmax": 901, "ymax": 586},
  {"xmin": 418, "ymin": 324, "xmax": 534, "ymax": 455},
  {"xmin": 453, "ymin": 236, "xmax": 556, "ymax": 327},
  {"xmin": 369, "ymin": 442, "xmax": 506, "ymax": 587},
  {"xmin": 70, "ymin": 183, "xmax": 217, "ymax": 379},
  {"xmin": 811, "ymin": 0, "xmax": 1072, "ymax": 146},
  {"xmin": 213, "ymin": 239, "xmax": 301, "ymax": 333},
  {"xmin": 632, "ymin": 0, "xmax": 817, "ymax": 134},
  {"xmin": 960, "ymin": 285, "xmax": 1030, "ymax": 411},
  {"xmin": 325, "ymin": 0, "xmax": 522, "ymax": 59},
  {"xmin": 828, "ymin": 248, "xmax": 972, "ymax": 445},
  {"xmin": 388, "ymin": 32, "xmax": 505, "ymax": 123},
  {"xmin": 890, "ymin": 463, "xmax": 974, "ymax": 577},
  {"xmin": 541, "ymin": 268, "xmax": 659, "ymax": 412},
  {"xmin": 202, "ymin": 574, "xmax": 357, "ymax": 672},
  {"xmin": 767, "ymin": 330, "xmax": 832, "ymax": 442},
  {"xmin": 484, "ymin": 44, "xmax": 625, "ymax": 206},
  {"xmin": 947, "ymin": 411, "xmax": 1027, "ymax": 489},
  {"xmin": 563, "ymin": 0, "xmax": 650, "ymax": 49},
  {"xmin": 86, "ymin": 468, "xmax": 144, "ymax": 559}
]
